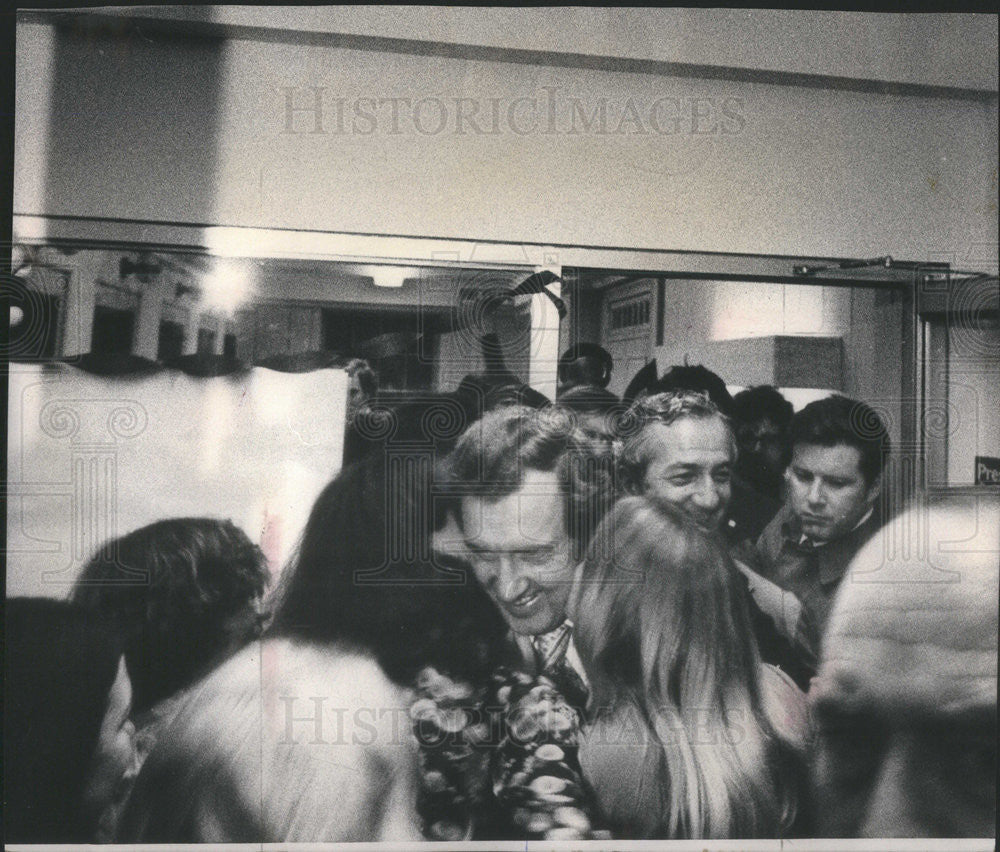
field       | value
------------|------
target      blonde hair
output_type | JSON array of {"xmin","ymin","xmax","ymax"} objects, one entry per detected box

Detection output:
[
  {"xmin": 118, "ymin": 639, "xmax": 422, "ymax": 843},
  {"xmin": 575, "ymin": 497, "xmax": 797, "ymax": 838}
]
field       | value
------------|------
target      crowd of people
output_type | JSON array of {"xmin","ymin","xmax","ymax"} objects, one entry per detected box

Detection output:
[{"xmin": 4, "ymin": 348, "xmax": 997, "ymax": 843}]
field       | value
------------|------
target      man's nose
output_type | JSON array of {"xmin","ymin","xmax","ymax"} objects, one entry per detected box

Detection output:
[
  {"xmin": 495, "ymin": 557, "xmax": 530, "ymax": 602},
  {"xmin": 858, "ymin": 737, "xmax": 925, "ymax": 837},
  {"xmin": 806, "ymin": 479, "xmax": 826, "ymax": 505},
  {"xmin": 691, "ymin": 477, "xmax": 721, "ymax": 510}
]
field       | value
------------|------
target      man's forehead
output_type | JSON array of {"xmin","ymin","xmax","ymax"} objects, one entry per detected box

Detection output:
[
  {"xmin": 648, "ymin": 418, "xmax": 733, "ymax": 457},
  {"xmin": 459, "ymin": 469, "xmax": 566, "ymax": 546},
  {"xmin": 791, "ymin": 442, "xmax": 863, "ymax": 473}
]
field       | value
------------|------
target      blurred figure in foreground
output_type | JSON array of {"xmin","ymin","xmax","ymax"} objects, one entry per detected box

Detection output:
[
  {"xmin": 5, "ymin": 598, "xmax": 139, "ymax": 843},
  {"xmin": 811, "ymin": 496, "xmax": 998, "ymax": 837},
  {"xmin": 72, "ymin": 518, "xmax": 271, "ymax": 760},
  {"xmin": 573, "ymin": 498, "xmax": 808, "ymax": 838},
  {"xmin": 117, "ymin": 639, "xmax": 423, "ymax": 842}
]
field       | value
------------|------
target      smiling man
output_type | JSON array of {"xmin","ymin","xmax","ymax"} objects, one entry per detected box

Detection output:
[
  {"xmin": 444, "ymin": 405, "xmax": 616, "ymax": 706},
  {"xmin": 620, "ymin": 390, "xmax": 813, "ymax": 688},
  {"xmin": 755, "ymin": 394, "xmax": 890, "ymax": 674}
]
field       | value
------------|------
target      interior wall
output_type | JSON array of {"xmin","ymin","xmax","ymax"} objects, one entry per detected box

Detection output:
[
  {"xmin": 947, "ymin": 320, "xmax": 1000, "ymax": 485},
  {"xmin": 653, "ymin": 279, "xmax": 904, "ymax": 446},
  {"xmin": 15, "ymin": 19, "xmax": 999, "ymax": 271}
]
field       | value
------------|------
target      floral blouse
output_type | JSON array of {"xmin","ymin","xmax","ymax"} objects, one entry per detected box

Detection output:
[{"xmin": 409, "ymin": 665, "xmax": 609, "ymax": 841}]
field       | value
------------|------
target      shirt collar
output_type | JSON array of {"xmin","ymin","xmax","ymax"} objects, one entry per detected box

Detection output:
[{"xmin": 789, "ymin": 505, "xmax": 876, "ymax": 549}]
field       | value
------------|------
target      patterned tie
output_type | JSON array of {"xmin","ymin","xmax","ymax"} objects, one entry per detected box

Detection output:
[{"xmin": 532, "ymin": 623, "xmax": 589, "ymax": 710}]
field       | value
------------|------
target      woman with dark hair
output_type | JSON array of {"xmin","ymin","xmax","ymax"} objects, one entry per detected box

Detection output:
[
  {"xmin": 572, "ymin": 497, "xmax": 809, "ymax": 839},
  {"xmin": 5, "ymin": 598, "xmax": 139, "ymax": 843},
  {"xmin": 269, "ymin": 450, "xmax": 508, "ymax": 687},
  {"xmin": 267, "ymin": 451, "xmax": 507, "ymax": 840}
]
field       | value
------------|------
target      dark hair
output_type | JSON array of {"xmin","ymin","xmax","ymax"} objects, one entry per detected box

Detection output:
[
  {"xmin": 789, "ymin": 394, "xmax": 890, "ymax": 484},
  {"xmin": 72, "ymin": 518, "xmax": 269, "ymax": 714},
  {"xmin": 558, "ymin": 343, "xmax": 613, "ymax": 390},
  {"xmin": 556, "ymin": 384, "xmax": 620, "ymax": 416},
  {"xmin": 446, "ymin": 405, "xmax": 617, "ymax": 561},
  {"xmin": 732, "ymin": 386, "xmax": 794, "ymax": 430},
  {"xmin": 344, "ymin": 391, "xmax": 482, "ymax": 467},
  {"xmin": 269, "ymin": 452, "xmax": 509, "ymax": 686},
  {"xmin": 4, "ymin": 598, "xmax": 125, "ymax": 843},
  {"xmin": 455, "ymin": 373, "xmax": 551, "ymax": 418},
  {"xmin": 654, "ymin": 364, "xmax": 734, "ymax": 417},
  {"xmin": 619, "ymin": 391, "xmax": 736, "ymax": 494}
]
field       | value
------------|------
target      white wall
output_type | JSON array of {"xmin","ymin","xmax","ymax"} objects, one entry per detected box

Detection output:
[
  {"xmin": 85, "ymin": 7, "xmax": 1000, "ymax": 91},
  {"xmin": 15, "ymin": 15, "xmax": 999, "ymax": 272},
  {"xmin": 653, "ymin": 278, "xmax": 904, "ymax": 446}
]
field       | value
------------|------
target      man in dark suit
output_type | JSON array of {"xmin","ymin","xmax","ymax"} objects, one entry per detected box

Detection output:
[{"xmin": 755, "ymin": 394, "xmax": 890, "ymax": 678}]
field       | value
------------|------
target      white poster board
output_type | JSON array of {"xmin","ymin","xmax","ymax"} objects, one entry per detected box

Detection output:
[{"xmin": 6, "ymin": 363, "xmax": 347, "ymax": 597}]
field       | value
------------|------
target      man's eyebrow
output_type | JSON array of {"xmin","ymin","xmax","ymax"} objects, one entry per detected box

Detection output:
[{"xmin": 465, "ymin": 541, "xmax": 557, "ymax": 554}]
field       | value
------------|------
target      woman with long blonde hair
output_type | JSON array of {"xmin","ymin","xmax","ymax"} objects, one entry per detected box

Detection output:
[{"xmin": 573, "ymin": 496, "xmax": 807, "ymax": 839}]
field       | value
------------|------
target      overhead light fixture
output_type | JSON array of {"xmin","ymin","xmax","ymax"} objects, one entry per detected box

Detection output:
[
  {"xmin": 201, "ymin": 258, "xmax": 253, "ymax": 315},
  {"xmin": 793, "ymin": 256, "xmax": 894, "ymax": 276},
  {"xmin": 363, "ymin": 265, "xmax": 408, "ymax": 288}
]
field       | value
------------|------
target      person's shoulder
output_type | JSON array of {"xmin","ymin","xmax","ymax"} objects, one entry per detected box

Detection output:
[{"xmin": 756, "ymin": 504, "xmax": 794, "ymax": 560}]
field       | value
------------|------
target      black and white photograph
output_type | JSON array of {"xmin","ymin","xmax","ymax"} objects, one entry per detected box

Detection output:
[{"xmin": 4, "ymin": 6, "xmax": 998, "ymax": 849}]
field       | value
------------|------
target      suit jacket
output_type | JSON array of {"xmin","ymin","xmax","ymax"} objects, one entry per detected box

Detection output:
[{"xmin": 755, "ymin": 504, "xmax": 884, "ymax": 672}]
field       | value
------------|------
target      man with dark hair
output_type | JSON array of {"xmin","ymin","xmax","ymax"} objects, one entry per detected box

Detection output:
[
  {"xmin": 654, "ymin": 363, "xmax": 735, "ymax": 416},
  {"xmin": 72, "ymin": 518, "xmax": 271, "ymax": 759},
  {"xmin": 731, "ymin": 385, "xmax": 794, "ymax": 503},
  {"xmin": 557, "ymin": 343, "xmax": 613, "ymax": 394},
  {"xmin": 555, "ymin": 384, "xmax": 622, "ymax": 442},
  {"xmin": 441, "ymin": 405, "xmax": 616, "ymax": 706},
  {"xmin": 755, "ymin": 394, "xmax": 890, "ymax": 675}
]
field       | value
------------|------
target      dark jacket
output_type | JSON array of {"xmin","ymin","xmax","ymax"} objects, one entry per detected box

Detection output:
[{"xmin": 754, "ymin": 504, "xmax": 884, "ymax": 675}]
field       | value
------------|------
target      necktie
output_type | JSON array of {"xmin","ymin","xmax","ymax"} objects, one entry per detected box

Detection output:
[{"xmin": 532, "ymin": 624, "xmax": 589, "ymax": 710}]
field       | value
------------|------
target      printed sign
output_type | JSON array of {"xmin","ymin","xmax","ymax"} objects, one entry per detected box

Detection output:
[{"xmin": 975, "ymin": 456, "xmax": 1000, "ymax": 485}]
